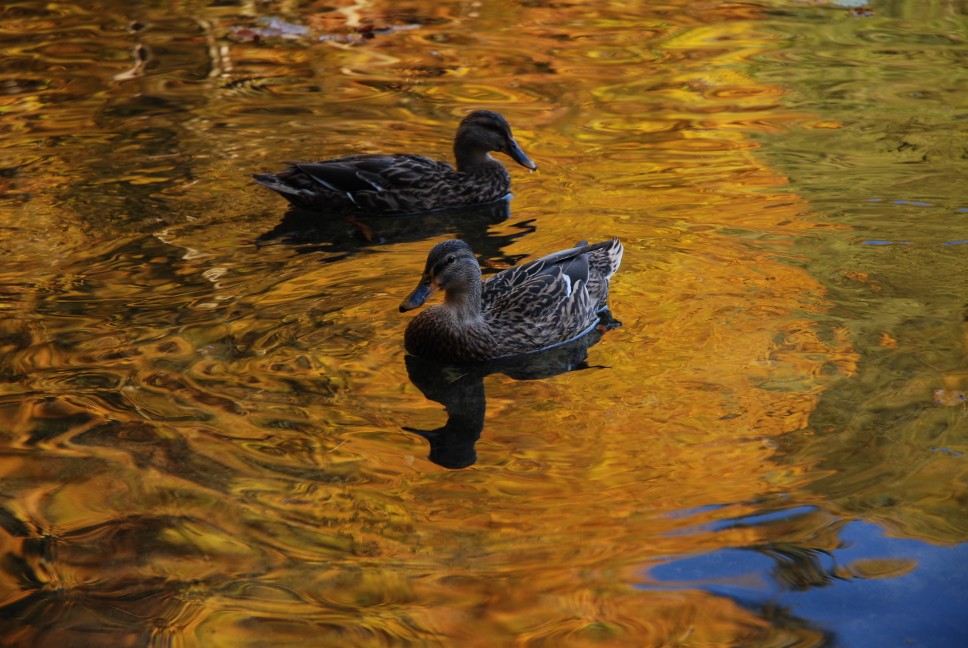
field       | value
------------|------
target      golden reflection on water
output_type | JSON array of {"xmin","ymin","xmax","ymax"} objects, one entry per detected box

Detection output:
[{"xmin": 1, "ymin": 0, "xmax": 967, "ymax": 646}]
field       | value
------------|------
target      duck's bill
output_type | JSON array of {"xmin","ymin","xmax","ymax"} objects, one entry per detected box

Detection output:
[
  {"xmin": 399, "ymin": 277, "xmax": 437, "ymax": 312},
  {"xmin": 505, "ymin": 138, "xmax": 537, "ymax": 171}
]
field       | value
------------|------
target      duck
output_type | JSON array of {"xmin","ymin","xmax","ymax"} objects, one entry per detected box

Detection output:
[
  {"xmin": 399, "ymin": 238, "xmax": 623, "ymax": 363},
  {"xmin": 253, "ymin": 111, "xmax": 537, "ymax": 215}
]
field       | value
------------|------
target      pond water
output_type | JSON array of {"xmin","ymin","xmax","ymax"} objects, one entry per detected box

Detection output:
[{"xmin": 1, "ymin": 0, "xmax": 966, "ymax": 646}]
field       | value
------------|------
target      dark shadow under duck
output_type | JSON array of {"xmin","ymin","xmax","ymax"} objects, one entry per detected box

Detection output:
[
  {"xmin": 399, "ymin": 238, "xmax": 624, "ymax": 363},
  {"xmin": 253, "ymin": 110, "xmax": 537, "ymax": 215},
  {"xmin": 403, "ymin": 310, "xmax": 622, "ymax": 469},
  {"xmin": 254, "ymin": 197, "xmax": 542, "ymax": 271}
]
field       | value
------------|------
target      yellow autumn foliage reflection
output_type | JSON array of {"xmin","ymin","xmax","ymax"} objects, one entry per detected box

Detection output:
[{"xmin": 2, "ymin": 0, "xmax": 965, "ymax": 646}]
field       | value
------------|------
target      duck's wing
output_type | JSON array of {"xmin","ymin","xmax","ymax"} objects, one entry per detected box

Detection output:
[
  {"xmin": 483, "ymin": 239, "xmax": 623, "ymax": 316},
  {"xmin": 583, "ymin": 239, "xmax": 623, "ymax": 309},
  {"xmin": 480, "ymin": 264, "xmax": 595, "ymax": 357},
  {"xmin": 294, "ymin": 154, "xmax": 454, "ymax": 194},
  {"xmin": 489, "ymin": 239, "xmax": 618, "ymax": 290},
  {"xmin": 482, "ymin": 242, "xmax": 594, "ymax": 320}
]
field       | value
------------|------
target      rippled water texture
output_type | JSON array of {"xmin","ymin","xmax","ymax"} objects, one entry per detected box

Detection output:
[{"xmin": 1, "ymin": 0, "xmax": 966, "ymax": 646}]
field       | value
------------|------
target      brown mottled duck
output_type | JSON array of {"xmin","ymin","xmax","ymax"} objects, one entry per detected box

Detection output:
[
  {"xmin": 253, "ymin": 111, "xmax": 536, "ymax": 215},
  {"xmin": 399, "ymin": 238, "xmax": 623, "ymax": 363}
]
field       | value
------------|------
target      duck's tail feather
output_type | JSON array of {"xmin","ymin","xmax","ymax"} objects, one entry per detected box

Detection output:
[{"xmin": 252, "ymin": 173, "xmax": 309, "ymax": 205}]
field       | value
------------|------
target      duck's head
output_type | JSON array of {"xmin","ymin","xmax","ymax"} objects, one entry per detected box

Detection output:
[
  {"xmin": 399, "ymin": 239, "xmax": 481, "ymax": 312},
  {"xmin": 455, "ymin": 111, "xmax": 537, "ymax": 172}
]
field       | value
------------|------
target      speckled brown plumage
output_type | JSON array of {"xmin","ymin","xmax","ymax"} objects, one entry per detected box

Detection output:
[
  {"xmin": 399, "ymin": 238, "xmax": 623, "ymax": 363},
  {"xmin": 253, "ymin": 111, "xmax": 536, "ymax": 215}
]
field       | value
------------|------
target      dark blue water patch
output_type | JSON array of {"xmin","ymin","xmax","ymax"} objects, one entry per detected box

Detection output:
[
  {"xmin": 862, "ymin": 239, "xmax": 968, "ymax": 246},
  {"xmin": 706, "ymin": 505, "xmax": 820, "ymax": 531},
  {"xmin": 644, "ymin": 521, "xmax": 968, "ymax": 647},
  {"xmin": 863, "ymin": 197, "xmax": 968, "ymax": 217},
  {"xmin": 664, "ymin": 502, "xmax": 817, "ymax": 537},
  {"xmin": 866, "ymin": 198, "xmax": 937, "ymax": 208},
  {"xmin": 662, "ymin": 503, "xmax": 818, "ymax": 538},
  {"xmin": 663, "ymin": 502, "xmax": 731, "ymax": 520},
  {"xmin": 929, "ymin": 446, "xmax": 965, "ymax": 458},
  {"xmin": 647, "ymin": 548, "xmax": 779, "ymax": 598}
]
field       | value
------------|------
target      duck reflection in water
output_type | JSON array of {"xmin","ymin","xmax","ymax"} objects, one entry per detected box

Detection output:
[
  {"xmin": 256, "ymin": 196, "xmax": 535, "ymax": 269},
  {"xmin": 400, "ymin": 237, "xmax": 624, "ymax": 467},
  {"xmin": 404, "ymin": 312, "xmax": 621, "ymax": 469}
]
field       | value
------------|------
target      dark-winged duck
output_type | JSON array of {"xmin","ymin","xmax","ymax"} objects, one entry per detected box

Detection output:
[
  {"xmin": 399, "ymin": 238, "xmax": 623, "ymax": 363},
  {"xmin": 253, "ymin": 111, "xmax": 536, "ymax": 215}
]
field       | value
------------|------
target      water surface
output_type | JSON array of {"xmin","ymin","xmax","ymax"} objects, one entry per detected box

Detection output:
[{"xmin": 1, "ymin": 0, "xmax": 966, "ymax": 645}]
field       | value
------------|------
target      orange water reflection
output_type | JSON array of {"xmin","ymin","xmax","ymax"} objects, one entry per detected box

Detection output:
[{"xmin": 3, "ymin": 0, "xmax": 960, "ymax": 645}]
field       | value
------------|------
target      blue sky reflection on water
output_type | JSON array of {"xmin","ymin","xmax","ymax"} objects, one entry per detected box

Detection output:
[
  {"xmin": 1, "ymin": 0, "xmax": 967, "ymax": 644},
  {"xmin": 647, "ymin": 520, "xmax": 968, "ymax": 646}
]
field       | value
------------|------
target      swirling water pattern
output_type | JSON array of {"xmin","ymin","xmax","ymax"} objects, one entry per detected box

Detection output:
[{"xmin": 0, "ymin": 0, "xmax": 966, "ymax": 646}]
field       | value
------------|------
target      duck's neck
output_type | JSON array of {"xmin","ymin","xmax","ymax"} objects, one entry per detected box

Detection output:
[
  {"xmin": 454, "ymin": 138, "xmax": 499, "ymax": 174},
  {"xmin": 444, "ymin": 279, "xmax": 484, "ymax": 322}
]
